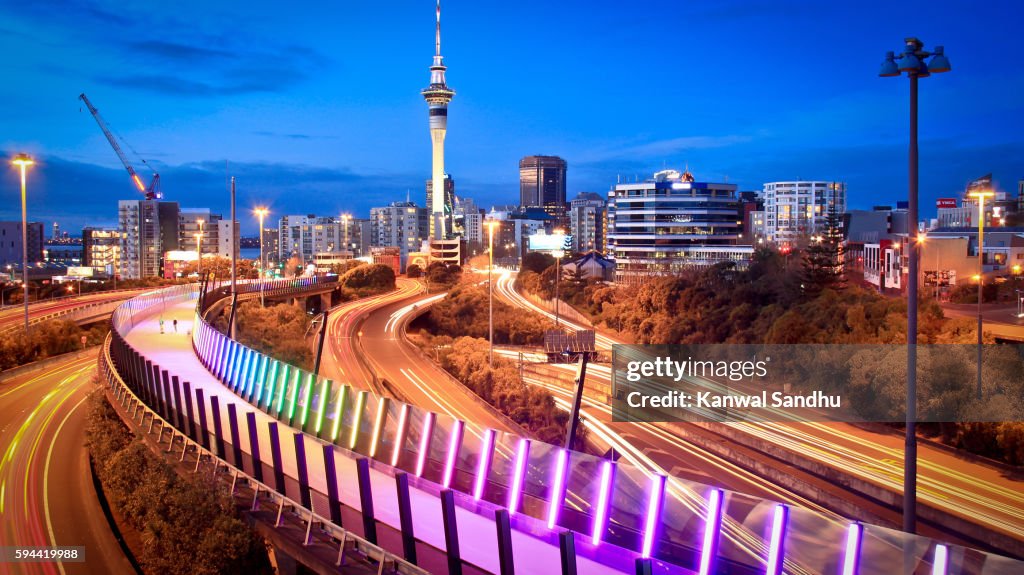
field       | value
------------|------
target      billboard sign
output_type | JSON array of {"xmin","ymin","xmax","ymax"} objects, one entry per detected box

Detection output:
[
  {"xmin": 67, "ymin": 266, "xmax": 94, "ymax": 277},
  {"xmin": 528, "ymin": 232, "xmax": 570, "ymax": 253},
  {"xmin": 936, "ymin": 198, "xmax": 957, "ymax": 209}
]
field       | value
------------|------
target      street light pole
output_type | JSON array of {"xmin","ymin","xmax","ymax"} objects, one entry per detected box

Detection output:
[
  {"xmin": 485, "ymin": 219, "xmax": 499, "ymax": 368},
  {"xmin": 230, "ymin": 177, "xmax": 237, "ymax": 339},
  {"xmin": 196, "ymin": 218, "xmax": 205, "ymax": 276},
  {"xmin": 12, "ymin": 154, "xmax": 34, "ymax": 333},
  {"xmin": 880, "ymin": 36, "xmax": 950, "ymax": 535},
  {"xmin": 968, "ymin": 188, "xmax": 994, "ymax": 400},
  {"xmin": 255, "ymin": 207, "xmax": 269, "ymax": 307}
]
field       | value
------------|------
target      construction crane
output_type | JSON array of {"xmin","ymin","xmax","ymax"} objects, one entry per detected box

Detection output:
[{"xmin": 78, "ymin": 93, "xmax": 161, "ymax": 200}]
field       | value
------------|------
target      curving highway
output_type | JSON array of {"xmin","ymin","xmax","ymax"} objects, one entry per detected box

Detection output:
[
  {"xmin": 0, "ymin": 354, "xmax": 135, "ymax": 575},
  {"xmin": 495, "ymin": 271, "xmax": 1024, "ymax": 551},
  {"xmin": 319, "ymin": 278, "xmax": 521, "ymax": 434}
]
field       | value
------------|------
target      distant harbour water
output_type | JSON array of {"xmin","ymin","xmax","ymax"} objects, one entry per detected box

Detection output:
[{"xmin": 240, "ymin": 247, "xmax": 260, "ymax": 260}]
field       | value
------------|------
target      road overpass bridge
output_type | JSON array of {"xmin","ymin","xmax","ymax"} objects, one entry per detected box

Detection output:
[{"xmin": 99, "ymin": 282, "xmax": 1024, "ymax": 575}]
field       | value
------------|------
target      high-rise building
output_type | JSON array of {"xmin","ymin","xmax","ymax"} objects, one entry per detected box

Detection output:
[
  {"xmin": 82, "ymin": 227, "xmax": 121, "ymax": 272},
  {"xmin": 278, "ymin": 215, "xmax": 343, "ymax": 263},
  {"xmin": 426, "ymin": 174, "xmax": 455, "ymax": 240},
  {"xmin": 607, "ymin": 169, "xmax": 751, "ymax": 284},
  {"xmin": 370, "ymin": 202, "xmax": 428, "ymax": 268},
  {"xmin": 261, "ymin": 228, "xmax": 280, "ymax": 264},
  {"xmin": 422, "ymin": 0, "xmax": 455, "ymax": 239},
  {"xmin": 762, "ymin": 181, "xmax": 846, "ymax": 245},
  {"xmin": 454, "ymin": 197, "xmax": 484, "ymax": 245},
  {"xmin": 118, "ymin": 200, "xmax": 180, "ymax": 278},
  {"xmin": 568, "ymin": 192, "xmax": 606, "ymax": 254},
  {"xmin": 0, "ymin": 221, "xmax": 45, "ymax": 268},
  {"xmin": 179, "ymin": 209, "xmax": 234, "ymax": 258},
  {"xmin": 520, "ymin": 155, "xmax": 568, "ymax": 218}
]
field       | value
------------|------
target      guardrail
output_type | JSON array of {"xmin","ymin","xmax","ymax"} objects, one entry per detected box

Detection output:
[
  {"xmin": 0, "ymin": 289, "xmax": 146, "ymax": 334},
  {"xmin": 108, "ymin": 283, "xmax": 1024, "ymax": 575},
  {"xmin": 99, "ymin": 332, "xmax": 429, "ymax": 575},
  {"xmin": 199, "ymin": 275, "xmax": 339, "ymax": 314}
]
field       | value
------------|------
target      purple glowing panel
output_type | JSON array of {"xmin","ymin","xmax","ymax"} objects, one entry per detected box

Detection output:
[
  {"xmin": 641, "ymin": 474, "xmax": 666, "ymax": 558},
  {"xmin": 841, "ymin": 523, "xmax": 862, "ymax": 575},
  {"xmin": 698, "ymin": 488, "xmax": 723, "ymax": 575},
  {"xmin": 442, "ymin": 420, "xmax": 464, "ymax": 489},
  {"xmin": 508, "ymin": 438, "xmax": 531, "ymax": 516},
  {"xmin": 765, "ymin": 504, "xmax": 789, "ymax": 575},
  {"xmin": 591, "ymin": 459, "xmax": 615, "ymax": 545},
  {"xmin": 415, "ymin": 412, "xmax": 435, "ymax": 477},
  {"xmin": 546, "ymin": 448, "xmax": 569, "ymax": 529},
  {"xmin": 931, "ymin": 544, "xmax": 948, "ymax": 575},
  {"xmin": 473, "ymin": 429, "xmax": 496, "ymax": 501}
]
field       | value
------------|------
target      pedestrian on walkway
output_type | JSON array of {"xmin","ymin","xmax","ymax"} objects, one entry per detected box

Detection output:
[
  {"xmin": 159, "ymin": 317, "xmax": 165, "ymax": 334},
  {"xmin": 173, "ymin": 318, "xmax": 178, "ymax": 333}
]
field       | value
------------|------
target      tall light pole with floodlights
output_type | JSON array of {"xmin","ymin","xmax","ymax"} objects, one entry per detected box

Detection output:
[
  {"xmin": 485, "ymin": 219, "xmax": 500, "ymax": 367},
  {"xmin": 255, "ymin": 207, "xmax": 269, "ymax": 306},
  {"xmin": 12, "ymin": 154, "xmax": 34, "ymax": 332},
  {"xmin": 879, "ymin": 36, "xmax": 951, "ymax": 535},
  {"xmin": 967, "ymin": 187, "xmax": 994, "ymax": 400}
]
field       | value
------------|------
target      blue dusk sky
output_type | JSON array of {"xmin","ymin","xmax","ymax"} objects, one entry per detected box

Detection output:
[{"xmin": 1, "ymin": 0, "xmax": 1022, "ymax": 235}]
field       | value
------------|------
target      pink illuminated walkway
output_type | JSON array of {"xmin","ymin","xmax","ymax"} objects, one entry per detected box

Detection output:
[{"xmin": 123, "ymin": 298, "xmax": 656, "ymax": 575}]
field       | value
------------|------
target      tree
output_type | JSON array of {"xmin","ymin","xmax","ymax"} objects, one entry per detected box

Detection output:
[
  {"xmin": 424, "ymin": 261, "xmax": 461, "ymax": 286},
  {"xmin": 800, "ymin": 204, "xmax": 845, "ymax": 295},
  {"xmin": 340, "ymin": 263, "xmax": 396, "ymax": 294},
  {"xmin": 406, "ymin": 264, "xmax": 422, "ymax": 278},
  {"xmin": 522, "ymin": 252, "xmax": 555, "ymax": 274},
  {"xmin": 329, "ymin": 260, "xmax": 364, "ymax": 276}
]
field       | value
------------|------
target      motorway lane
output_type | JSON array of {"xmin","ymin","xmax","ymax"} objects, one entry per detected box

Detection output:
[
  {"xmin": 0, "ymin": 355, "xmax": 135, "ymax": 575},
  {"xmin": 319, "ymin": 279, "xmax": 425, "ymax": 393},
  {"xmin": 321, "ymin": 278, "xmax": 521, "ymax": 435},
  {"xmin": 496, "ymin": 273, "xmax": 1024, "ymax": 548}
]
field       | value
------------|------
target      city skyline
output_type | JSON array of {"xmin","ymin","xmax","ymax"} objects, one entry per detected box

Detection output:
[{"xmin": 2, "ymin": 0, "xmax": 1023, "ymax": 234}]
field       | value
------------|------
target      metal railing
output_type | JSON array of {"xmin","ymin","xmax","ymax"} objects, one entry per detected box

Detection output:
[
  {"xmin": 99, "ymin": 331, "xmax": 429, "ymax": 575},
  {"xmin": 108, "ymin": 282, "xmax": 1024, "ymax": 575}
]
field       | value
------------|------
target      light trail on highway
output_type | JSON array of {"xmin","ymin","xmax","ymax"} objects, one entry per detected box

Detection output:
[
  {"xmin": 495, "ymin": 271, "xmax": 1024, "ymax": 548},
  {"xmin": 0, "ymin": 354, "xmax": 135, "ymax": 575}
]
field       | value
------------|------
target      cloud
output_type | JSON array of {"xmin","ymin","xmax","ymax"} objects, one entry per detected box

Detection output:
[
  {"xmin": 0, "ymin": 153, "xmax": 423, "ymax": 234},
  {"xmin": 576, "ymin": 134, "xmax": 754, "ymax": 166},
  {"xmin": 252, "ymin": 131, "xmax": 337, "ymax": 141},
  {"xmin": 130, "ymin": 40, "xmax": 236, "ymax": 63}
]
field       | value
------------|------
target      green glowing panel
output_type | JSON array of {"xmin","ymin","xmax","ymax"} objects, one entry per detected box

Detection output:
[
  {"xmin": 299, "ymin": 373, "xmax": 314, "ymax": 430},
  {"xmin": 263, "ymin": 361, "xmax": 280, "ymax": 411},
  {"xmin": 349, "ymin": 390, "xmax": 367, "ymax": 450},
  {"xmin": 286, "ymin": 370, "xmax": 301, "ymax": 425},
  {"xmin": 275, "ymin": 364, "xmax": 291, "ymax": 419},
  {"xmin": 314, "ymin": 380, "xmax": 332, "ymax": 437},
  {"xmin": 330, "ymin": 385, "xmax": 348, "ymax": 443}
]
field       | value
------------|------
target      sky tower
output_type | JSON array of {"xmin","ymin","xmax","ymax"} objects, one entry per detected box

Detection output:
[{"xmin": 422, "ymin": 0, "xmax": 455, "ymax": 239}]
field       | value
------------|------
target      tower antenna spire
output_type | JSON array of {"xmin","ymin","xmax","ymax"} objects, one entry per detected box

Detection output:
[{"xmin": 436, "ymin": 0, "xmax": 442, "ymax": 57}]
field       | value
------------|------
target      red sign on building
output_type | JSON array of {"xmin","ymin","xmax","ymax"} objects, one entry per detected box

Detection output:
[{"xmin": 936, "ymin": 198, "xmax": 957, "ymax": 209}]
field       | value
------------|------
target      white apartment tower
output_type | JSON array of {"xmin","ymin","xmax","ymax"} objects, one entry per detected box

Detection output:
[{"xmin": 762, "ymin": 181, "xmax": 846, "ymax": 245}]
